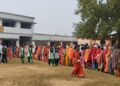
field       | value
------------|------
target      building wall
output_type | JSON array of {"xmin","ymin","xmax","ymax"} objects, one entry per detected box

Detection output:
[
  {"xmin": 78, "ymin": 38, "xmax": 111, "ymax": 45},
  {"xmin": 33, "ymin": 34, "xmax": 77, "ymax": 42},
  {"xmin": 0, "ymin": 12, "xmax": 79, "ymax": 46},
  {"xmin": 0, "ymin": 12, "xmax": 34, "ymax": 23},
  {"xmin": 0, "ymin": 13, "xmax": 34, "ymax": 37},
  {"xmin": 3, "ymin": 27, "xmax": 33, "ymax": 35},
  {"xmin": 33, "ymin": 34, "xmax": 50, "ymax": 41},
  {"xmin": 0, "ymin": 33, "xmax": 19, "ymax": 39}
]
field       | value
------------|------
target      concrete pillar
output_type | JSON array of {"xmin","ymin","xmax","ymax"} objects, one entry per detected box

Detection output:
[
  {"xmin": 16, "ymin": 40, "xmax": 19, "ymax": 47},
  {"xmin": 0, "ymin": 39, "xmax": 2, "ymax": 44},
  {"xmin": 60, "ymin": 42, "xmax": 63, "ymax": 46},
  {"xmin": 0, "ymin": 19, "xmax": 2, "ymax": 26},
  {"xmin": 31, "ymin": 24, "xmax": 34, "ymax": 34},
  {"xmin": 32, "ymin": 41, "xmax": 36, "ymax": 46},
  {"xmin": 47, "ymin": 42, "xmax": 50, "ymax": 46},
  {"xmin": 16, "ymin": 21, "xmax": 21, "ymax": 28}
]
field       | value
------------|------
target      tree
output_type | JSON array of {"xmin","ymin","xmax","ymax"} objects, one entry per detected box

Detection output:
[
  {"xmin": 73, "ymin": 0, "xmax": 113, "ymax": 45},
  {"xmin": 108, "ymin": 0, "xmax": 120, "ymax": 43}
]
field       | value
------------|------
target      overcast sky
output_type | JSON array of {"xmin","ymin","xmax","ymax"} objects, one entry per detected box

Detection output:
[{"xmin": 0, "ymin": 0, "xmax": 80, "ymax": 36}]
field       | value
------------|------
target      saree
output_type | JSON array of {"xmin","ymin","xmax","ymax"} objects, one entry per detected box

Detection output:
[{"xmin": 71, "ymin": 51, "xmax": 85, "ymax": 78}]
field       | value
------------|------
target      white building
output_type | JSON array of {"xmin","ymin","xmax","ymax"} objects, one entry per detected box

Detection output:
[
  {"xmin": 0, "ymin": 12, "xmax": 77, "ymax": 47},
  {"xmin": 0, "ymin": 12, "xmax": 35, "ymax": 46},
  {"xmin": 32, "ymin": 34, "xmax": 77, "ymax": 46}
]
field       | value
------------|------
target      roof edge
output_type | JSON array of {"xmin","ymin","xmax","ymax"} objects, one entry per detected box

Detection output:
[{"xmin": 0, "ymin": 11, "xmax": 35, "ymax": 19}]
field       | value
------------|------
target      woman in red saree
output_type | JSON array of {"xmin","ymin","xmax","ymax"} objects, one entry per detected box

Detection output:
[
  {"xmin": 7, "ymin": 46, "xmax": 13, "ymax": 59},
  {"xmin": 16, "ymin": 46, "xmax": 19, "ymax": 58},
  {"xmin": 59, "ymin": 46, "xmax": 64, "ymax": 65},
  {"xmin": 35, "ymin": 46, "xmax": 41, "ymax": 60},
  {"xmin": 44, "ymin": 46, "xmax": 49, "ymax": 62},
  {"xmin": 71, "ymin": 47, "xmax": 85, "ymax": 78},
  {"xmin": 103, "ymin": 45, "xmax": 109, "ymax": 73}
]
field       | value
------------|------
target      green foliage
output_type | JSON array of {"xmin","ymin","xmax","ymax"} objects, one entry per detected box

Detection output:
[{"xmin": 74, "ymin": 0, "xmax": 120, "ymax": 40}]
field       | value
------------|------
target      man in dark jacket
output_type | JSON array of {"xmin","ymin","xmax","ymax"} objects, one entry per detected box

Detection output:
[{"xmin": 2, "ymin": 45, "xmax": 8, "ymax": 63}]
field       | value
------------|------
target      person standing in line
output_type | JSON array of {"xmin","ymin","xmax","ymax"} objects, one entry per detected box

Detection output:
[
  {"xmin": 55, "ymin": 46, "xmax": 60, "ymax": 66},
  {"xmin": 12, "ymin": 46, "xmax": 16, "ymax": 58},
  {"xmin": 24, "ymin": 45, "xmax": 29, "ymax": 62},
  {"xmin": 105, "ymin": 45, "xmax": 111, "ymax": 73},
  {"xmin": 103, "ymin": 45, "xmax": 109, "ymax": 73},
  {"xmin": 68, "ymin": 44, "xmax": 75, "ymax": 66},
  {"xmin": 32, "ymin": 45, "xmax": 36, "ymax": 59},
  {"xmin": 7, "ymin": 46, "xmax": 13, "ymax": 59},
  {"xmin": 37, "ymin": 46, "xmax": 41, "ymax": 62},
  {"xmin": 108, "ymin": 46, "xmax": 114, "ymax": 74},
  {"xmin": 16, "ymin": 46, "xmax": 19, "ymax": 58},
  {"xmin": 80, "ymin": 46, "xmax": 85, "ymax": 68},
  {"xmin": 84, "ymin": 46, "xmax": 90, "ymax": 68},
  {"xmin": 48, "ymin": 46, "xmax": 51, "ymax": 65},
  {"xmin": 41, "ymin": 46, "xmax": 45, "ymax": 61},
  {"xmin": 0, "ymin": 44, "xmax": 3, "ymax": 61},
  {"xmin": 95, "ymin": 46, "xmax": 102, "ymax": 71},
  {"xmin": 62, "ymin": 46, "xmax": 66, "ymax": 65},
  {"xmin": 65, "ymin": 45, "xmax": 69, "ymax": 66},
  {"xmin": 28, "ymin": 45, "xmax": 33, "ymax": 64},
  {"xmin": 91, "ymin": 44, "xmax": 97, "ymax": 70},
  {"xmin": 2, "ymin": 45, "xmax": 8, "ymax": 63},
  {"xmin": 111, "ymin": 45, "xmax": 117, "ymax": 75},
  {"xmin": 113, "ymin": 44, "xmax": 120, "ymax": 77},
  {"xmin": 20, "ymin": 45, "xmax": 25, "ymax": 63},
  {"xmin": 48, "ymin": 46, "xmax": 55, "ymax": 66},
  {"xmin": 97, "ymin": 47, "xmax": 104, "ymax": 71},
  {"xmin": 58, "ymin": 45, "xmax": 63, "ymax": 64},
  {"xmin": 44, "ymin": 46, "xmax": 49, "ymax": 62}
]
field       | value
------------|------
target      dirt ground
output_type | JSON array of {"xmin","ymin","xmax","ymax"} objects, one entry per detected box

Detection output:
[{"xmin": 0, "ymin": 58, "xmax": 120, "ymax": 86}]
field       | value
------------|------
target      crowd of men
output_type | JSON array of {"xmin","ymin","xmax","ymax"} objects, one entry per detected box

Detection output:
[{"xmin": 0, "ymin": 42, "xmax": 120, "ymax": 78}]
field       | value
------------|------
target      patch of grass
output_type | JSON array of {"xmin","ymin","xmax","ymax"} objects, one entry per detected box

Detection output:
[
  {"xmin": 83, "ymin": 69, "xmax": 120, "ymax": 86},
  {"xmin": 1, "ymin": 58, "xmax": 120, "ymax": 86},
  {"xmin": 12, "ymin": 74, "xmax": 52, "ymax": 86}
]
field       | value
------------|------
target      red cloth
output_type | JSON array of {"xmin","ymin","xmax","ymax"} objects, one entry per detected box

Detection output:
[
  {"xmin": 59, "ymin": 47, "xmax": 64, "ymax": 64},
  {"xmin": 95, "ymin": 49, "xmax": 101, "ymax": 60},
  {"xmin": 7, "ymin": 47, "xmax": 13, "ymax": 59},
  {"xmin": 71, "ymin": 51, "xmax": 85, "ymax": 77},
  {"xmin": 68, "ymin": 47, "xmax": 75, "ymax": 65},
  {"xmin": 69, "ymin": 48, "xmax": 75, "ymax": 59},
  {"xmin": 44, "ymin": 46, "xmax": 49, "ymax": 62},
  {"xmin": 103, "ymin": 48, "xmax": 108, "ymax": 63},
  {"xmin": 16, "ymin": 47, "xmax": 19, "ymax": 58},
  {"xmin": 35, "ymin": 47, "xmax": 41, "ymax": 59},
  {"xmin": 91, "ymin": 47, "xmax": 97, "ymax": 62}
]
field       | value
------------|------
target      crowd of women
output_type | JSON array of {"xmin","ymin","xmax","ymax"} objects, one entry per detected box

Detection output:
[
  {"xmin": 77, "ymin": 43, "xmax": 120, "ymax": 77},
  {"xmin": 0, "ymin": 42, "xmax": 120, "ymax": 78}
]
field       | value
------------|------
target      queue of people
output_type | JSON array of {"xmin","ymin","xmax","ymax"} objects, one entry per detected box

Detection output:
[
  {"xmin": 79, "ymin": 43, "xmax": 120, "ymax": 77},
  {"xmin": 0, "ymin": 42, "xmax": 120, "ymax": 78},
  {"xmin": 47, "ymin": 43, "xmax": 120, "ymax": 78}
]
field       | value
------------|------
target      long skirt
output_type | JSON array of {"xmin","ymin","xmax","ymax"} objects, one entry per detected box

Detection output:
[
  {"xmin": 104, "ymin": 58, "xmax": 109, "ymax": 73},
  {"xmin": 60, "ymin": 55, "xmax": 64, "ymax": 65},
  {"xmin": 7, "ymin": 48, "xmax": 13, "ymax": 59},
  {"xmin": 71, "ymin": 62, "xmax": 85, "ymax": 77},
  {"xmin": 65, "ymin": 54, "xmax": 69, "ymax": 66}
]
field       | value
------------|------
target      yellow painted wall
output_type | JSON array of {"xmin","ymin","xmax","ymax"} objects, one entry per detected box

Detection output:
[{"xmin": 78, "ymin": 38, "xmax": 111, "ymax": 45}]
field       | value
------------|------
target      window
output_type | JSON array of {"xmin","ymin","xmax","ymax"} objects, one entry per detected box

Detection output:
[
  {"xmin": 2, "ymin": 19, "xmax": 16, "ymax": 27},
  {"xmin": 21, "ymin": 22, "xmax": 32, "ymax": 29}
]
